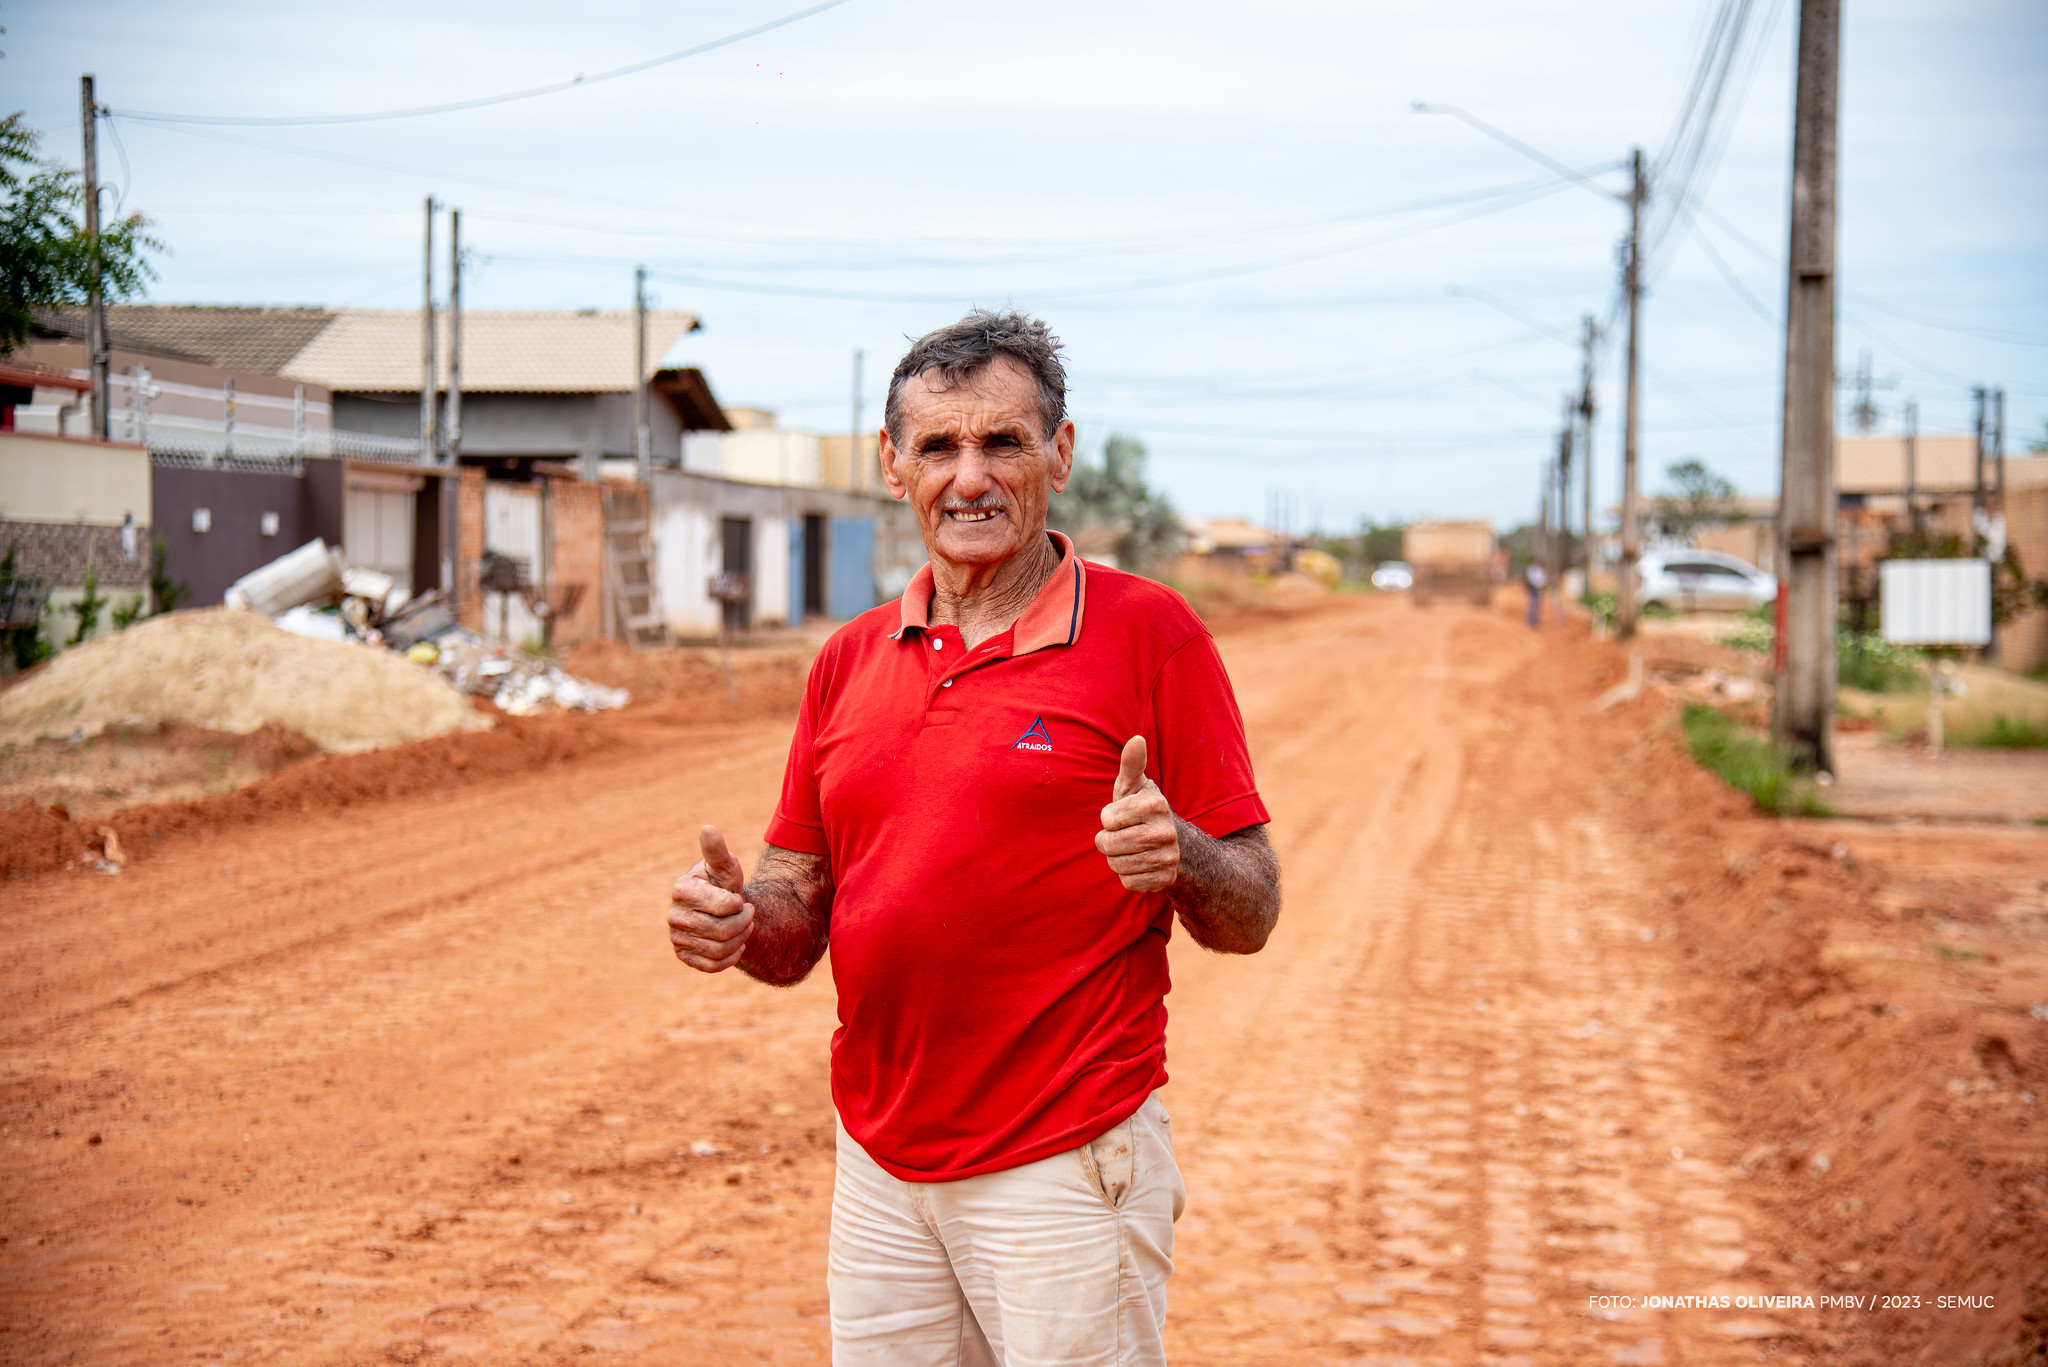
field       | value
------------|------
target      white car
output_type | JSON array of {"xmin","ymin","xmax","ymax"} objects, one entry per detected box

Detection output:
[
  {"xmin": 1638, "ymin": 549, "xmax": 1776, "ymax": 613},
  {"xmin": 1370, "ymin": 561, "xmax": 1415, "ymax": 591}
]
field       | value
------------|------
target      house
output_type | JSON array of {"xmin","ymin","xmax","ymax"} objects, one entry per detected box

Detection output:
[
  {"xmin": 27, "ymin": 306, "xmax": 729, "ymax": 647},
  {"xmin": 683, "ymin": 408, "xmax": 884, "ymax": 492},
  {"xmin": 22, "ymin": 312, "xmax": 457, "ymax": 621},
  {"xmin": 255, "ymin": 307, "xmax": 724, "ymax": 646},
  {"xmin": 26, "ymin": 306, "xmax": 923, "ymax": 646},
  {"xmin": 665, "ymin": 407, "xmax": 913, "ymax": 636},
  {"xmin": 0, "ymin": 361, "xmax": 152, "ymax": 646}
]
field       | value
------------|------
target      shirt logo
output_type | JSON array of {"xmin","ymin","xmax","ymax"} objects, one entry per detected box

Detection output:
[{"xmin": 1012, "ymin": 715, "xmax": 1053, "ymax": 752}]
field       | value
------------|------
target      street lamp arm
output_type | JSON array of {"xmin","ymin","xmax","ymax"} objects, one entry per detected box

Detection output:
[{"xmin": 1411, "ymin": 102, "xmax": 1629, "ymax": 205}]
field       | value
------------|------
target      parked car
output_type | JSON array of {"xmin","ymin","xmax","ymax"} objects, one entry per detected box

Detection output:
[
  {"xmin": 1637, "ymin": 549, "xmax": 1776, "ymax": 613},
  {"xmin": 1370, "ymin": 560, "xmax": 1415, "ymax": 591}
]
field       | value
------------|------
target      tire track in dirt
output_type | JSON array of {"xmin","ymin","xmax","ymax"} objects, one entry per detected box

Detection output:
[{"xmin": 1161, "ymin": 604, "xmax": 1815, "ymax": 1365}]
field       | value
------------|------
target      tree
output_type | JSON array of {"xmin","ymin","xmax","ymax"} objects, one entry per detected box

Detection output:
[
  {"xmin": 1655, "ymin": 457, "xmax": 1740, "ymax": 542},
  {"xmin": 1, "ymin": 112, "xmax": 159, "ymax": 355},
  {"xmin": 1048, "ymin": 433, "xmax": 1185, "ymax": 577}
]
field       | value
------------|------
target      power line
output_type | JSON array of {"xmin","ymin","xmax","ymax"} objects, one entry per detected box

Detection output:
[
  {"xmin": 1672, "ymin": 203, "xmax": 1780, "ymax": 325},
  {"xmin": 124, "ymin": 116, "xmax": 1604, "ymax": 271},
  {"xmin": 109, "ymin": 0, "xmax": 856, "ymax": 126}
]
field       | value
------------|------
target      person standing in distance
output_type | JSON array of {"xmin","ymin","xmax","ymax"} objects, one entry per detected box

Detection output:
[{"xmin": 667, "ymin": 310, "xmax": 1280, "ymax": 1367}]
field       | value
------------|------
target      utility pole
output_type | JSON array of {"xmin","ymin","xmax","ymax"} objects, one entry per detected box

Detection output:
[
  {"xmin": 634, "ymin": 266, "xmax": 651, "ymax": 486},
  {"xmin": 1548, "ymin": 395, "xmax": 1564, "ymax": 590},
  {"xmin": 1578, "ymin": 314, "xmax": 1598, "ymax": 583},
  {"xmin": 1772, "ymin": 0, "xmax": 1840, "ymax": 774},
  {"xmin": 850, "ymin": 348, "xmax": 865, "ymax": 493},
  {"xmin": 1903, "ymin": 399, "xmax": 1919, "ymax": 534},
  {"xmin": 446, "ymin": 210, "xmax": 463, "ymax": 465},
  {"xmin": 1993, "ymin": 387, "xmax": 2007, "ymax": 514},
  {"xmin": 81, "ymin": 76, "xmax": 109, "ymax": 440},
  {"xmin": 1972, "ymin": 386, "xmax": 1988, "ymax": 546},
  {"xmin": 419, "ymin": 197, "xmax": 437, "ymax": 461},
  {"xmin": 1616, "ymin": 147, "xmax": 1647, "ymax": 639}
]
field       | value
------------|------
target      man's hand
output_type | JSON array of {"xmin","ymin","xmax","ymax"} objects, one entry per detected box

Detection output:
[
  {"xmin": 1096, "ymin": 736, "xmax": 1179, "ymax": 892},
  {"xmin": 669, "ymin": 825, "xmax": 755, "ymax": 972}
]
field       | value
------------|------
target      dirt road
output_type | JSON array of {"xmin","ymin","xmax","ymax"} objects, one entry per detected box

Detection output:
[{"xmin": 3, "ymin": 598, "xmax": 2039, "ymax": 1364}]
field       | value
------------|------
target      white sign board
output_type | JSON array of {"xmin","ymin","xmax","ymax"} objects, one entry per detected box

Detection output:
[{"xmin": 1880, "ymin": 558, "xmax": 1991, "ymax": 647}]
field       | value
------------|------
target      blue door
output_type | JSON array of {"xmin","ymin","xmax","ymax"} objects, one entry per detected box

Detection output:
[
  {"xmin": 828, "ymin": 516, "xmax": 876, "ymax": 619},
  {"xmin": 788, "ymin": 515, "xmax": 804, "ymax": 625}
]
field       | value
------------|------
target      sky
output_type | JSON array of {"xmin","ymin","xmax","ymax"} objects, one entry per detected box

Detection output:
[{"xmin": 11, "ymin": 0, "xmax": 2046, "ymax": 533}]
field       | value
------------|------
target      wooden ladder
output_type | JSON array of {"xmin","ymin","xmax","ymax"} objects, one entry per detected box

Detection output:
[{"xmin": 602, "ymin": 489, "xmax": 671, "ymax": 648}]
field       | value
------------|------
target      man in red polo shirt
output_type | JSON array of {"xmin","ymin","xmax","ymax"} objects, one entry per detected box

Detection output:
[{"xmin": 668, "ymin": 310, "xmax": 1280, "ymax": 1366}]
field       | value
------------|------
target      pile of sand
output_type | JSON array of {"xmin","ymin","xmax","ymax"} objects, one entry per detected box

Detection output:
[{"xmin": 0, "ymin": 608, "xmax": 491, "ymax": 753}]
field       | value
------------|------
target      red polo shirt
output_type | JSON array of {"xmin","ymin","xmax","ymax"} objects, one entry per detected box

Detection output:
[{"xmin": 765, "ymin": 532, "xmax": 1267, "ymax": 1181}]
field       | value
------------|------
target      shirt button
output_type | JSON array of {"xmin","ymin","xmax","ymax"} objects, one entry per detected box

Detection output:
[
  {"xmin": 942, "ymin": 678, "xmax": 953, "ymax": 687},
  {"xmin": 932, "ymin": 637, "xmax": 944, "ymax": 651}
]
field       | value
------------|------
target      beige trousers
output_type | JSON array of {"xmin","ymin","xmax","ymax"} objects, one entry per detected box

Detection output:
[{"xmin": 828, "ymin": 1094, "xmax": 1186, "ymax": 1367}]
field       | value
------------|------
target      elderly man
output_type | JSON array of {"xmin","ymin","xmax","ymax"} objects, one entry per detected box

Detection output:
[{"xmin": 668, "ymin": 310, "xmax": 1280, "ymax": 1367}]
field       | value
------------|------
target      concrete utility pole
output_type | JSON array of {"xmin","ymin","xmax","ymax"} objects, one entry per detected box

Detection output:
[
  {"xmin": 420, "ymin": 197, "xmax": 437, "ymax": 461},
  {"xmin": 634, "ymin": 265, "xmax": 651, "ymax": 486},
  {"xmin": 1772, "ymin": 0, "xmax": 1840, "ymax": 774},
  {"xmin": 1971, "ymin": 386, "xmax": 1987, "ymax": 540},
  {"xmin": 850, "ymin": 348, "xmax": 865, "ymax": 493},
  {"xmin": 1903, "ymin": 399, "xmax": 1919, "ymax": 533},
  {"xmin": 1578, "ymin": 314, "xmax": 1598, "ymax": 581},
  {"xmin": 81, "ymin": 76, "xmax": 109, "ymax": 440},
  {"xmin": 1616, "ymin": 147, "xmax": 1647, "ymax": 639},
  {"xmin": 446, "ymin": 209, "xmax": 463, "ymax": 465},
  {"xmin": 1994, "ymin": 388, "xmax": 2007, "ymax": 509},
  {"xmin": 1555, "ymin": 396, "xmax": 1575, "ymax": 587}
]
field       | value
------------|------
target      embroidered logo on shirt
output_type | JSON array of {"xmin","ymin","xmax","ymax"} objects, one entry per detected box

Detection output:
[{"xmin": 1012, "ymin": 715, "xmax": 1053, "ymax": 752}]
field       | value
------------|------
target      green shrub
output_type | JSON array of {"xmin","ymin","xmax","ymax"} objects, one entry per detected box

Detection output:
[
  {"xmin": 1968, "ymin": 714, "xmax": 2048, "ymax": 749},
  {"xmin": 111, "ymin": 595, "xmax": 145, "ymax": 630},
  {"xmin": 68, "ymin": 566, "xmax": 105, "ymax": 645},
  {"xmin": 1679, "ymin": 702, "xmax": 1830, "ymax": 817},
  {"xmin": 148, "ymin": 534, "xmax": 190, "ymax": 616},
  {"xmin": 1838, "ymin": 632, "xmax": 1921, "ymax": 693},
  {"xmin": 1721, "ymin": 614, "xmax": 1773, "ymax": 654}
]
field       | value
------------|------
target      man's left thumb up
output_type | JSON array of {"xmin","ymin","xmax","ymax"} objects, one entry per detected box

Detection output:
[{"xmin": 1114, "ymin": 735, "xmax": 1148, "ymax": 800}]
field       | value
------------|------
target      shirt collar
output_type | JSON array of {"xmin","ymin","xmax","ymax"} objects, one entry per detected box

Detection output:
[{"xmin": 892, "ymin": 530, "xmax": 1088, "ymax": 656}]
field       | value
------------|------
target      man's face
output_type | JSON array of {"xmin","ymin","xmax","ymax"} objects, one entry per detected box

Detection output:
[{"xmin": 880, "ymin": 356, "xmax": 1075, "ymax": 574}]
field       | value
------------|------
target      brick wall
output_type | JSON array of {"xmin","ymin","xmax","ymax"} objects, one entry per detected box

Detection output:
[
  {"xmin": 1997, "ymin": 484, "xmax": 2048, "ymax": 673},
  {"xmin": 547, "ymin": 476, "xmax": 605, "ymax": 647},
  {"xmin": 1, "ymin": 521, "xmax": 151, "ymax": 589},
  {"xmin": 456, "ymin": 466, "xmax": 486, "ymax": 632}
]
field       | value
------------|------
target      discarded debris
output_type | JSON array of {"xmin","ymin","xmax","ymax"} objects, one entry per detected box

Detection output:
[
  {"xmin": 216, "ymin": 540, "xmax": 627, "ymax": 718},
  {"xmin": 422, "ymin": 632, "xmax": 629, "ymax": 716}
]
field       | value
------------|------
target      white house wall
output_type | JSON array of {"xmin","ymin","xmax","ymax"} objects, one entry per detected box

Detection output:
[
  {"xmin": 653, "ymin": 500, "xmax": 721, "ymax": 638},
  {"xmin": 646, "ymin": 468, "xmax": 927, "ymax": 639},
  {"xmin": 754, "ymin": 514, "xmax": 791, "ymax": 628},
  {"xmin": 682, "ymin": 430, "xmax": 821, "ymax": 488}
]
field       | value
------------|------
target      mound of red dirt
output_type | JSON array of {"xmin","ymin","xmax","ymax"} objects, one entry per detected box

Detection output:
[{"xmin": 0, "ymin": 706, "xmax": 625, "ymax": 882}]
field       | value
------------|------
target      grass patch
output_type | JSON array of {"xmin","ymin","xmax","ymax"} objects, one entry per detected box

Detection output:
[
  {"xmin": 1838, "ymin": 632, "xmax": 1922, "ymax": 693},
  {"xmin": 1930, "ymin": 942, "xmax": 1985, "ymax": 963},
  {"xmin": 1959, "ymin": 712, "xmax": 2048, "ymax": 748},
  {"xmin": 1679, "ymin": 702, "xmax": 1831, "ymax": 817},
  {"xmin": 1717, "ymin": 616, "xmax": 1923, "ymax": 694}
]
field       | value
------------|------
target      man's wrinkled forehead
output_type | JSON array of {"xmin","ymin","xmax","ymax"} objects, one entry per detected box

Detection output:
[{"xmin": 895, "ymin": 361, "xmax": 1047, "ymax": 443}]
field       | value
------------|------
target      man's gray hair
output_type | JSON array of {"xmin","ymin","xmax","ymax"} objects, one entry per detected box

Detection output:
[{"xmin": 884, "ymin": 310, "xmax": 1068, "ymax": 444}]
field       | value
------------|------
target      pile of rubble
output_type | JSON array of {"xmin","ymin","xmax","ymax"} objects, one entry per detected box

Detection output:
[{"xmin": 226, "ymin": 539, "xmax": 629, "ymax": 717}]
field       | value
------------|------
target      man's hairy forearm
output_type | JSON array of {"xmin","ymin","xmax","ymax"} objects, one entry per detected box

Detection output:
[
  {"xmin": 1167, "ymin": 822, "xmax": 1280, "ymax": 954},
  {"xmin": 738, "ymin": 845, "xmax": 833, "ymax": 987}
]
